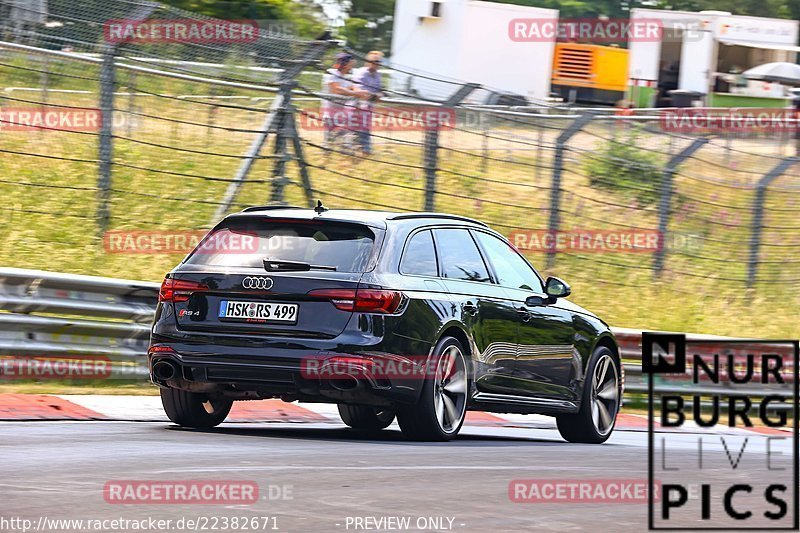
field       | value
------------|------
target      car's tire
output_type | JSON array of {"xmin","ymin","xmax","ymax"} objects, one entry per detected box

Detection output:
[
  {"xmin": 160, "ymin": 388, "xmax": 233, "ymax": 428},
  {"xmin": 337, "ymin": 404, "xmax": 395, "ymax": 431},
  {"xmin": 556, "ymin": 346, "xmax": 621, "ymax": 444},
  {"xmin": 396, "ymin": 336, "xmax": 469, "ymax": 442}
]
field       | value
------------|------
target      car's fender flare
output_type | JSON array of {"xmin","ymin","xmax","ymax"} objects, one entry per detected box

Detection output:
[
  {"xmin": 430, "ymin": 320, "xmax": 476, "ymax": 377},
  {"xmin": 591, "ymin": 331, "xmax": 620, "ymax": 362},
  {"xmin": 588, "ymin": 331, "xmax": 623, "ymax": 397}
]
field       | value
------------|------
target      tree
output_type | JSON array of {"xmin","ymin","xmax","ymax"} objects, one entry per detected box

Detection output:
[
  {"xmin": 161, "ymin": 0, "xmax": 327, "ymax": 39},
  {"xmin": 336, "ymin": 0, "xmax": 395, "ymax": 53}
]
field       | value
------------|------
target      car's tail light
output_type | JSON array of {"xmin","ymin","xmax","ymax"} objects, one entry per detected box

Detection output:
[
  {"xmin": 355, "ymin": 289, "xmax": 404, "ymax": 313},
  {"xmin": 159, "ymin": 278, "xmax": 208, "ymax": 303},
  {"xmin": 148, "ymin": 345, "xmax": 177, "ymax": 355},
  {"xmin": 307, "ymin": 288, "xmax": 403, "ymax": 314}
]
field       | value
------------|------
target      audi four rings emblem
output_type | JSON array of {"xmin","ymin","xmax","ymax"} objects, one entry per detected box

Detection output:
[{"xmin": 242, "ymin": 276, "xmax": 274, "ymax": 290}]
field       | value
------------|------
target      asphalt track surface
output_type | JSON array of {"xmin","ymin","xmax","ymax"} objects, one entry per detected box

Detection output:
[{"xmin": 2, "ymin": 420, "xmax": 792, "ymax": 532}]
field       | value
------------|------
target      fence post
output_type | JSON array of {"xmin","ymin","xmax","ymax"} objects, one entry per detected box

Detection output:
[
  {"xmin": 748, "ymin": 157, "xmax": 798, "ymax": 287},
  {"xmin": 480, "ymin": 117, "xmax": 489, "ymax": 174},
  {"xmin": 422, "ymin": 128, "xmax": 437, "ymax": 211},
  {"xmin": 96, "ymin": 2, "xmax": 157, "ymax": 235},
  {"xmin": 210, "ymin": 37, "xmax": 333, "ymax": 223},
  {"xmin": 40, "ymin": 53, "xmax": 49, "ymax": 112},
  {"xmin": 423, "ymin": 83, "xmax": 480, "ymax": 211},
  {"xmin": 545, "ymin": 113, "xmax": 594, "ymax": 270},
  {"xmin": 269, "ymin": 82, "xmax": 294, "ymax": 205},
  {"xmin": 285, "ymin": 110, "xmax": 315, "ymax": 207},
  {"xmin": 126, "ymin": 70, "xmax": 136, "ymax": 137},
  {"xmin": 535, "ymin": 116, "xmax": 544, "ymax": 183},
  {"xmin": 652, "ymin": 137, "xmax": 708, "ymax": 275},
  {"xmin": 97, "ymin": 45, "xmax": 117, "ymax": 236}
]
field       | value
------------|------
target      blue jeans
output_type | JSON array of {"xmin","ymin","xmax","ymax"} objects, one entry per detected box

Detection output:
[
  {"xmin": 356, "ymin": 107, "xmax": 373, "ymax": 155},
  {"xmin": 357, "ymin": 129, "xmax": 372, "ymax": 154}
]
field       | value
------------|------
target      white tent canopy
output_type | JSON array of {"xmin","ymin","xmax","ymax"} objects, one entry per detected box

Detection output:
[
  {"xmin": 719, "ymin": 40, "xmax": 800, "ymax": 53},
  {"xmin": 743, "ymin": 62, "xmax": 800, "ymax": 85}
]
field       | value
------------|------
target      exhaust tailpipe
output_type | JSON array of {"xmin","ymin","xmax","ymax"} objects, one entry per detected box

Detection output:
[
  {"xmin": 329, "ymin": 374, "xmax": 361, "ymax": 391},
  {"xmin": 153, "ymin": 360, "xmax": 178, "ymax": 381}
]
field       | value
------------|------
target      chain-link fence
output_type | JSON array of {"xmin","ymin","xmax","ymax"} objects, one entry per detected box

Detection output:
[{"xmin": 0, "ymin": 0, "xmax": 798, "ymax": 335}]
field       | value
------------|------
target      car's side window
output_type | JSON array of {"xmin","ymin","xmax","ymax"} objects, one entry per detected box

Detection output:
[
  {"xmin": 432, "ymin": 228, "xmax": 491, "ymax": 283},
  {"xmin": 473, "ymin": 231, "xmax": 544, "ymax": 293},
  {"xmin": 399, "ymin": 230, "xmax": 438, "ymax": 277}
]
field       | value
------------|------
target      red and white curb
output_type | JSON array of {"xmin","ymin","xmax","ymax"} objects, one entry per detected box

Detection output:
[{"xmin": 0, "ymin": 394, "xmax": 790, "ymax": 438}]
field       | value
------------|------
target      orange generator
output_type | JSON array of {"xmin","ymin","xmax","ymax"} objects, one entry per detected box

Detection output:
[{"xmin": 551, "ymin": 43, "xmax": 629, "ymax": 105}]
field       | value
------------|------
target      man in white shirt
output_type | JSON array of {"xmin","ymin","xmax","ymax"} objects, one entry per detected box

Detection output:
[
  {"xmin": 321, "ymin": 53, "xmax": 369, "ymax": 150},
  {"xmin": 352, "ymin": 51, "xmax": 385, "ymax": 156}
]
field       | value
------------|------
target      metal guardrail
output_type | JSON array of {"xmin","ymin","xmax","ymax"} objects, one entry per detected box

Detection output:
[
  {"xmin": 0, "ymin": 269, "xmax": 794, "ymax": 394},
  {"xmin": 0, "ymin": 268, "xmax": 158, "ymax": 377},
  {"xmin": 614, "ymin": 327, "xmax": 796, "ymax": 400}
]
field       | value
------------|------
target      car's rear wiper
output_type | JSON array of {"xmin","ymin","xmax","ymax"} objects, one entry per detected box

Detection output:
[{"xmin": 262, "ymin": 259, "xmax": 338, "ymax": 272}]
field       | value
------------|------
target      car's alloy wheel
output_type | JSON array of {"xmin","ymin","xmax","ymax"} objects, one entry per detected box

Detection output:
[
  {"xmin": 590, "ymin": 353, "xmax": 619, "ymax": 437},
  {"xmin": 556, "ymin": 346, "xmax": 620, "ymax": 444},
  {"xmin": 433, "ymin": 344, "xmax": 468, "ymax": 433},
  {"xmin": 396, "ymin": 336, "xmax": 469, "ymax": 441}
]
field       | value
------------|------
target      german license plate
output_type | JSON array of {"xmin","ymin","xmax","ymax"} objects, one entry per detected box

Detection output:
[{"xmin": 218, "ymin": 300, "xmax": 298, "ymax": 323}]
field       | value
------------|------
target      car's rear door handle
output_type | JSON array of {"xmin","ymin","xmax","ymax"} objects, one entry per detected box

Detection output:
[{"xmin": 463, "ymin": 302, "xmax": 479, "ymax": 316}]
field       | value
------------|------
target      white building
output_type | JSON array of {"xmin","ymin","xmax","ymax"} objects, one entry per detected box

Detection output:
[
  {"xmin": 390, "ymin": 0, "xmax": 558, "ymax": 103},
  {"xmin": 628, "ymin": 9, "xmax": 799, "ymax": 106}
]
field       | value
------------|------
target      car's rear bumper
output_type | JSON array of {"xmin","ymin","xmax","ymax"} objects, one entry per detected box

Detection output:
[{"xmin": 148, "ymin": 339, "xmax": 426, "ymax": 406}]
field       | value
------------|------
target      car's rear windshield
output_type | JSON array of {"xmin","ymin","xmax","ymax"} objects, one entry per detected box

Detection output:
[{"xmin": 183, "ymin": 218, "xmax": 376, "ymax": 272}]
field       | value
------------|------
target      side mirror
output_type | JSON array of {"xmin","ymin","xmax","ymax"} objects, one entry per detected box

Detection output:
[
  {"xmin": 545, "ymin": 276, "xmax": 571, "ymax": 299},
  {"xmin": 524, "ymin": 277, "xmax": 571, "ymax": 307}
]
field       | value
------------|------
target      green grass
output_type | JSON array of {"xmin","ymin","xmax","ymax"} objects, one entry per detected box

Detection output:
[{"xmin": 0, "ymin": 53, "xmax": 798, "ymax": 339}]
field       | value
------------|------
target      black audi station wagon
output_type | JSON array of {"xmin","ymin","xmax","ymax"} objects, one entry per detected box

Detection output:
[{"xmin": 149, "ymin": 205, "xmax": 622, "ymax": 442}]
